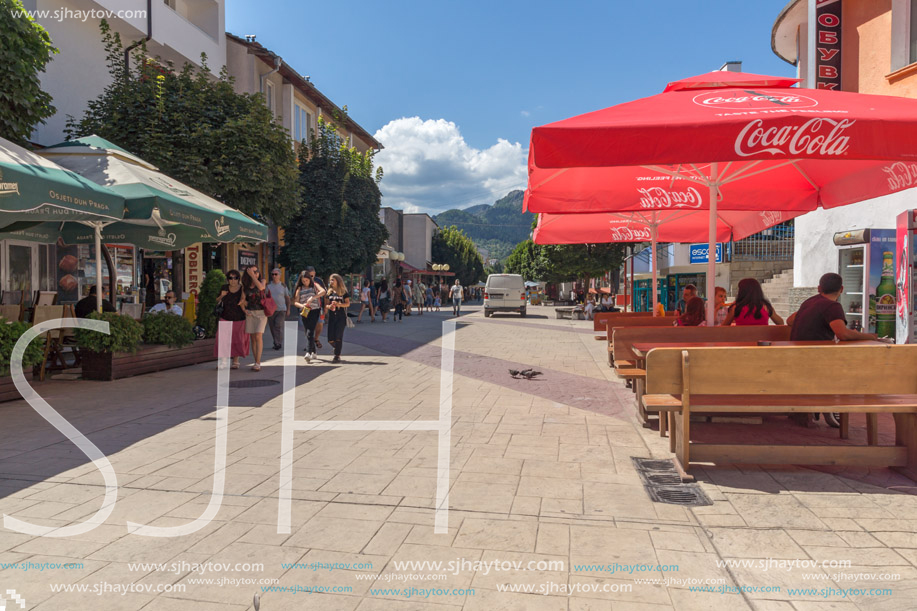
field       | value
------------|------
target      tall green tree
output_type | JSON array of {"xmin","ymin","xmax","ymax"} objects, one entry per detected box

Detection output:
[
  {"xmin": 278, "ymin": 117, "xmax": 387, "ymax": 278},
  {"xmin": 66, "ymin": 21, "xmax": 299, "ymax": 224},
  {"xmin": 432, "ymin": 226, "xmax": 485, "ymax": 285},
  {"xmin": 506, "ymin": 239, "xmax": 624, "ymax": 283},
  {"xmin": 0, "ymin": 0, "xmax": 57, "ymax": 144}
]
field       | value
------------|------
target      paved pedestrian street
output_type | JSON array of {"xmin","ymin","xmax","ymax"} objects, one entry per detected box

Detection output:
[{"xmin": 1, "ymin": 306, "xmax": 916, "ymax": 610}]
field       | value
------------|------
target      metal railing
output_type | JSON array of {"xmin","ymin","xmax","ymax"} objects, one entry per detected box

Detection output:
[{"xmin": 731, "ymin": 222, "xmax": 794, "ymax": 262}]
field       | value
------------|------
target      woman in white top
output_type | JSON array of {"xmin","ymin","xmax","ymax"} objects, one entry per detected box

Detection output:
[{"xmin": 357, "ymin": 279, "xmax": 374, "ymax": 323}]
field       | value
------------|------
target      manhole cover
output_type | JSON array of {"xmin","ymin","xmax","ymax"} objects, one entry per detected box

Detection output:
[
  {"xmin": 632, "ymin": 458, "xmax": 676, "ymax": 472},
  {"xmin": 228, "ymin": 380, "xmax": 281, "ymax": 388},
  {"xmin": 645, "ymin": 486, "xmax": 713, "ymax": 507}
]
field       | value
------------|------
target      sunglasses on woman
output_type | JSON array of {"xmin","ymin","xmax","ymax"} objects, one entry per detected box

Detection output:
[{"xmin": 228, "ymin": 275, "xmax": 240, "ymax": 280}]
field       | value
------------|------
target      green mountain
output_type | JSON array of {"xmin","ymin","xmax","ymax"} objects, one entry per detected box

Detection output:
[{"xmin": 434, "ymin": 190, "xmax": 533, "ymax": 262}]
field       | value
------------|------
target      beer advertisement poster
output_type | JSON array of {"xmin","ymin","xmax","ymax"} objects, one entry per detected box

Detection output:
[{"xmin": 869, "ymin": 229, "xmax": 897, "ymax": 338}]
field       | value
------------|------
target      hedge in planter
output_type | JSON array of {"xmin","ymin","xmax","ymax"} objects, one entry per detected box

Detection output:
[
  {"xmin": 142, "ymin": 313, "xmax": 195, "ymax": 348},
  {"xmin": 0, "ymin": 321, "xmax": 45, "ymax": 377},
  {"xmin": 196, "ymin": 269, "xmax": 226, "ymax": 338},
  {"xmin": 74, "ymin": 312, "xmax": 143, "ymax": 354}
]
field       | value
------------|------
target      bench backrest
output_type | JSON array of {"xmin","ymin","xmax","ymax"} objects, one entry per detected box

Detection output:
[
  {"xmin": 593, "ymin": 312, "xmax": 659, "ymax": 332},
  {"xmin": 613, "ymin": 325, "xmax": 792, "ymax": 363},
  {"xmin": 599, "ymin": 317, "xmax": 675, "ymax": 334},
  {"xmin": 646, "ymin": 345, "xmax": 917, "ymax": 395},
  {"xmin": 0, "ymin": 304, "xmax": 22, "ymax": 322}
]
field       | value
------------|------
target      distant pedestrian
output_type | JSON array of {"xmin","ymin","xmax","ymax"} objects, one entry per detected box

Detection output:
[
  {"xmin": 325, "ymin": 274, "xmax": 351, "ymax": 363},
  {"xmin": 378, "ymin": 279, "xmax": 391, "ymax": 322},
  {"xmin": 414, "ymin": 280, "xmax": 425, "ymax": 316},
  {"xmin": 266, "ymin": 268, "xmax": 291, "ymax": 350},
  {"xmin": 214, "ymin": 269, "xmax": 249, "ymax": 370},
  {"xmin": 357, "ymin": 279, "xmax": 374, "ymax": 323},
  {"xmin": 433, "ymin": 293, "xmax": 442, "ymax": 311},
  {"xmin": 425, "ymin": 283, "xmax": 434, "ymax": 312},
  {"xmin": 293, "ymin": 271, "xmax": 325, "ymax": 363},
  {"xmin": 241, "ymin": 265, "xmax": 267, "ymax": 371},
  {"xmin": 393, "ymin": 279, "xmax": 406, "ymax": 322},
  {"xmin": 449, "ymin": 279, "xmax": 464, "ymax": 316}
]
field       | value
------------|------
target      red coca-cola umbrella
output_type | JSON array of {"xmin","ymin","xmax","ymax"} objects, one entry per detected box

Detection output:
[
  {"xmin": 526, "ymin": 70, "xmax": 917, "ymax": 323},
  {"xmin": 532, "ymin": 209, "xmax": 799, "ymax": 315}
]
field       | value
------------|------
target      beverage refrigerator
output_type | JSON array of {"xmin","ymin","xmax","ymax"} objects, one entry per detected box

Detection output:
[
  {"xmin": 896, "ymin": 211, "xmax": 917, "ymax": 344},
  {"xmin": 832, "ymin": 228, "xmax": 896, "ymax": 337}
]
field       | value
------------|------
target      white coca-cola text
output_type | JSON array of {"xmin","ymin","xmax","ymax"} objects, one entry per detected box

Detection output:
[
  {"xmin": 883, "ymin": 162, "xmax": 917, "ymax": 191},
  {"xmin": 608, "ymin": 225, "xmax": 652, "ymax": 241},
  {"xmin": 636, "ymin": 186, "xmax": 703, "ymax": 209},
  {"xmin": 734, "ymin": 118, "xmax": 854, "ymax": 157},
  {"xmin": 759, "ymin": 211, "xmax": 783, "ymax": 226},
  {"xmin": 697, "ymin": 94, "xmax": 815, "ymax": 108}
]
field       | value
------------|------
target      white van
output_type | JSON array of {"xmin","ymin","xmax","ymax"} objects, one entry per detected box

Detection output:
[{"xmin": 484, "ymin": 274, "xmax": 526, "ymax": 317}]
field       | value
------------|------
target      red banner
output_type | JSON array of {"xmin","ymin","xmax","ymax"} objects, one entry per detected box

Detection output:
[{"xmin": 815, "ymin": 0, "xmax": 842, "ymax": 90}]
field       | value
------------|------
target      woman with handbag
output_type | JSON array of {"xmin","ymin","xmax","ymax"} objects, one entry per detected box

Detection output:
[
  {"xmin": 242, "ymin": 265, "xmax": 269, "ymax": 371},
  {"xmin": 325, "ymin": 274, "xmax": 351, "ymax": 363},
  {"xmin": 377, "ymin": 279, "xmax": 391, "ymax": 323},
  {"xmin": 293, "ymin": 271, "xmax": 325, "ymax": 363},
  {"xmin": 214, "ymin": 269, "xmax": 249, "ymax": 370},
  {"xmin": 392, "ymin": 279, "xmax": 406, "ymax": 322}
]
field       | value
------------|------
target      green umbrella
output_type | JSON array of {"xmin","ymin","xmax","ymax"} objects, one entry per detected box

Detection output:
[
  {"xmin": 0, "ymin": 221, "xmax": 255, "ymax": 250},
  {"xmin": 0, "ymin": 136, "xmax": 125, "ymax": 222},
  {"xmin": 38, "ymin": 136, "xmax": 267, "ymax": 243}
]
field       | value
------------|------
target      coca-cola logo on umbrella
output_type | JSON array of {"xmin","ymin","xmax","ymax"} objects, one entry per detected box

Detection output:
[
  {"xmin": 608, "ymin": 224, "xmax": 652, "ymax": 241},
  {"xmin": 734, "ymin": 118, "xmax": 855, "ymax": 157},
  {"xmin": 883, "ymin": 162, "xmax": 917, "ymax": 191},
  {"xmin": 693, "ymin": 90, "xmax": 818, "ymax": 110},
  {"xmin": 637, "ymin": 186, "xmax": 703, "ymax": 209}
]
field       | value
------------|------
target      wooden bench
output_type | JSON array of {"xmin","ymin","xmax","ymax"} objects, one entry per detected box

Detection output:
[
  {"xmin": 600, "ymin": 317, "xmax": 678, "ymax": 365},
  {"xmin": 612, "ymin": 325, "xmax": 793, "ymax": 423},
  {"xmin": 593, "ymin": 311, "xmax": 674, "ymax": 339},
  {"xmin": 642, "ymin": 345, "xmax": 917, "ymax": 480}
]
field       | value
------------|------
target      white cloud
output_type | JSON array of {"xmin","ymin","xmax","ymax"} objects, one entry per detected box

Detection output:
[
  {"xmin": 373, "ymin": 117, "xmax": 527, "ymax": 215},
  {"xmin": 520, "ymin": 110, "xmax": 531, "ymax": 117}
]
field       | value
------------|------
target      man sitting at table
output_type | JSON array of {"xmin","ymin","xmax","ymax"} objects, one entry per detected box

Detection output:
[
  {"xmin": 787, "ymin": 273, "xmax": 878, "ymax": 341},
  {"xmin": 74, "ymin": 286, "xmax": 116, "ymax": 318},
  {"xmin": 674, "ymin": 284, "xmax": 697, "ymax": 317},
  {"xmin": 149, "ymin": 291, "xmax": 183, "ymax": 316}
]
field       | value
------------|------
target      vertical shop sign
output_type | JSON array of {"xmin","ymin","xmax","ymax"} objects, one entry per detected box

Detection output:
[
  {"xmin": 815, "ymin": 0, "xmax": 842, "ymax": 90},
  {"xmin": 184, "ymin": 243, "xmax": 202, "ymax": 298}
]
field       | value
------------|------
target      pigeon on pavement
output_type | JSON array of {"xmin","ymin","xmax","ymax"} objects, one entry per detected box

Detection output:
[
  {"xmin": 508, "ymin": 369, "xmax": 521, "ymax": 378},
  {"xmin": 521, "ymin": 370, "xmax": 543, "ymax": 380}
]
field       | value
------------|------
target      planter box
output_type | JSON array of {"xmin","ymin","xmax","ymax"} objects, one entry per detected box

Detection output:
[
  {"xmin": 81, "ymin": 338, "xmax": 217, "ymax": 381},
  {"xmin": 0, "ymin": 370, "xmax": 33, "ymax": 403}
]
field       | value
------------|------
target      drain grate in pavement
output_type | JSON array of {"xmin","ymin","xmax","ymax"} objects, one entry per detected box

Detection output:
[
  {"xmin": 228, "ymin": 380, "xmax": 281, "ymax": 388},
  {"xmin": 631, "ymin": 457, "xmax": 713, "ymax": 507}
]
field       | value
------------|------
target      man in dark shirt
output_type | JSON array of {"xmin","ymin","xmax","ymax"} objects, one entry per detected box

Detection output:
[
  {"xmin": 675, "ymin": 284, "xmax": 697, "ymax": 317},
  {"xmin": 787, "ymin": 273, "xmax": 878, "ymax": 341},
  {"xmin": 74, "ymin": 286, "xmax": 116, "ymax": 318}
]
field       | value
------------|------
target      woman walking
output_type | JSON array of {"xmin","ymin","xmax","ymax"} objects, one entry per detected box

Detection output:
[
  {"xmin": 378, "ymin": 279, "xmax": 391, "ymax": 322},
  {"xmin": 293, "ymin": 271, "xmax": 325, "ymax": 362},
  {"xmin": 242, "ymin": 265, "xmax": 267, "ymax": 371},
  {"xmin": 214, "ymin": 270, "xmax": 249, "ymax": 370},
  {"xmin": 325, "ymin": 274, "xmax": 351, "ymax": 363},
  {"xmin": 357, "ymin": 279, "xmax": 374, "ymax": 323},
  {"xmin": 392, "ymin": 279, "xmax": 406, "ymax": 322}
]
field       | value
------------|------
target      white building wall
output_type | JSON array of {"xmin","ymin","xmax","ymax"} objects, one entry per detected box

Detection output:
[
  {"xmin": 31, "ymin": 0, "xmax": 225, "ymax": 145},
  {"xmin": 403, "ymin": 214, "xmax": 435, "ymax": 269},
  {"xmin": 793, "ymin": 192, "xmax": 916, "ymax": 287}
]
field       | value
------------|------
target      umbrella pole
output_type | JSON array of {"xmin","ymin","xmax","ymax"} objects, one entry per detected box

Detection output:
[
  {"xmin": 706, "ymin": 163, "xmax": 719, "ymax": 326},
  {"xmin": 94, "ymin": 223, "xmax": 103, "ymax": 313},
  {"xmin": 651, "ymin": 215, "xmax": 659, "ymax": 317}
]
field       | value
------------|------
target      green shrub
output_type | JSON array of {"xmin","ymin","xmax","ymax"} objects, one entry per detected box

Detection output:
[
  {"xmin": 74, "ymin": 312, "xmax": 142, "ymax": 353},
  {"xmin": 0, "ymin": 321, "xmax": 45, "ymax": 377},
  {"xmin": 196, "ymin": 269, "xmax": 226, "ymax": 338},
  {"xmin": 142, "ymin": 312, "xmax": 195, "ymax": 348}
]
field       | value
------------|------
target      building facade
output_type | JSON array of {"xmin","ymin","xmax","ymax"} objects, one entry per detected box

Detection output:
[
  {"xmin": 402, "ymin": 214, "xmax": 437, "ymax": 270},
  {"xmin": 772, "ymin": 0, "xmax": 917, "ymax": 290}
]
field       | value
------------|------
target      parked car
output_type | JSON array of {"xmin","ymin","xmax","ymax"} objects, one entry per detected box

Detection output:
[{"xmin": 484, "ymin": 274, "xmax": 526, "ymax": 317}]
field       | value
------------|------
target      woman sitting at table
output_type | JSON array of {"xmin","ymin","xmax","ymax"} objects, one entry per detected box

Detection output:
[
  {"xmin": 723, "ymin": 277, "xmax": 785, "ymax": 326},
  {"xmin": 674, "ymin": 296, "xmax": 706, "ymax": 326},
  {"xmin": 584, "ymin": 294, "xmax": 596, "ymax": 320}
]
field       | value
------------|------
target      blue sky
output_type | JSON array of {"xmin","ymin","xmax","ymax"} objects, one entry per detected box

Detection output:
[{"xmin": 227, "ymin": 0, "xmax": 796, "ymax": 214}]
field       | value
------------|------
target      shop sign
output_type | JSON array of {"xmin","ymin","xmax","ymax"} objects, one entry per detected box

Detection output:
[
  {"xmin": 238, "ymin": 249, "xmax": 258, "ymax": 269},
  {"xmin": 184, "ymin": 243, "xmax": 202, "ymax": 298},
  {"xmin": 814, "ymin": 0, "xmax": 842, "ymax": 90},
  {"xmin": 689, "ymin": 243, "xmax": 723, "ymax": 264}
]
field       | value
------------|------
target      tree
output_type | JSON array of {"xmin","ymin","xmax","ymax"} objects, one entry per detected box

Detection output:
[
  {"xmin": 432, "ymin": 226, "xmax": 485, "ymax": 285},
  {"xmin": 0, "ymin": 0, "xmax": 57, "ymax": 144},
  {"xmin": 506, "ymin": 239, "xmax": 624, "ymax": 283},
  {"xmin": 66, "ymin": 21, "xmax": 299, "ymax": 224},
  {"xmin": 278, "ymin": 117, "xmax": 388, "ymax": 278}
]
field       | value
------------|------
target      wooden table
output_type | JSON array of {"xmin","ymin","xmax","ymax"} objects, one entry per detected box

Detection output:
[{"xmin": 631, "ymin": 340, "xmax": 883, "ymax": 359}]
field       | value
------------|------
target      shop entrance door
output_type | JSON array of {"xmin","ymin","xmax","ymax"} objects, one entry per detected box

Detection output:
[{"xmin": 2, "ymin": 241, "xmax": 38, "ymax": 305}]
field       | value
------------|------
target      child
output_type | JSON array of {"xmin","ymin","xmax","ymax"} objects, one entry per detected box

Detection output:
[
  {"xmin": 433, "ymin": 295, "xmax": 441, "ymax": 311},
  {"xmin": 714, "ymin": 286, "xmax": 729, "ymax": 326}
]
